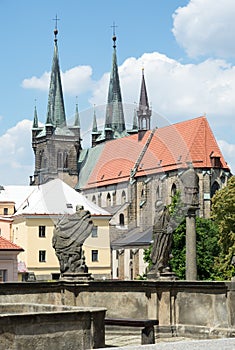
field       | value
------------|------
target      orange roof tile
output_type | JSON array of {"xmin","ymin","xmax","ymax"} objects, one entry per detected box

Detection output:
[
  {"xmin": 0, "ymin": 236, "xmax": 23, "ymax": 251},
  {"xmin": 83, "ymin": 116, "xmax": 229, "ymax": 189}
]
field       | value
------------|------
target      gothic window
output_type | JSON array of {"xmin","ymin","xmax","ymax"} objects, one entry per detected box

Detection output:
[
  {"xmin": 171, "ymin": 183, "xmax": 177, "ymax": 198},
  {"xmin": 211, "ymin": 181, "xmax": 220, "ymax": 198},
  {"xmin": 98, "ymin": 194, "xmax": 102, "ymax": 207},
  {"xmin": 121, "ymin": 191, "xmax": 126, "ymax": 204},
  {"xmin": 57, "ymin": 152, "xmax": 63, "ymax": 168},
  {"xmin": 106, "ymin": 193, "xmax": 111, "ymax": 207},
  {"xmin": 112, "ymin": 191, "xmax": 116, "ymax": 206},
  {"xmin": 92, "ymin": 195, "xmax": 96, "ymax": 204},
  {"xmin": 64, "ymin": 151, "xmax": 68, "ymax": 168},
  {"xmin": 119, "ymin": 213, "xmax": 125, "ymax": 226}
]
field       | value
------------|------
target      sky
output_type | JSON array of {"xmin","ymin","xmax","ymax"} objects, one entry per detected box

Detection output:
[{"xmin": 0, "ymin": 0, "xmax": 235, "ymax": 185}]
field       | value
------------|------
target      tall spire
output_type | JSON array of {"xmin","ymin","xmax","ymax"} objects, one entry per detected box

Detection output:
[
  {"xmin": 92, "ymin": 106, "xmax": 98, "ymax": 132},
  {"xmin": 46, "ymin": 22, "xmax": 66, "ymax": 127},
  {"xmin": 137, "ymin": 68, "xmax": 152, "ymax": 130},
  {"xmin": 33, "ymin": 104, "xmax": 38, "ymax": 129},
  {"xmin": 74, "ymin": 102, "xmax": 80, "ymax": 128},
  {"xmin": 105, "ymin": 26, "xmax": 126, "ymax": 134}
]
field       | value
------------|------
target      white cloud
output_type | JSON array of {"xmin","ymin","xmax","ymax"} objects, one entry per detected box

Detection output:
[
  {"xmin": 0, "ymin": 120, "xmax": 34, "ymax": 185},
  {"xmin": 218, "ymin": 140, "xmax": 235, "ymax": 174},
  {"xmin": 22, "ymin": 65, "xmax": 94, "ymax": 95},
  {"xmin": 89, "ymin": 52, "xmax": 235, "ymax": 131},
  {"xmin": 172, "ymin": 0, "xmax": 235, "ymax": 58}
]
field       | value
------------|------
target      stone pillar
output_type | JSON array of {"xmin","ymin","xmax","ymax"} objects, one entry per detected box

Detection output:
[{"xmin": 186, "ymin": 209, "xmax": 197, "ymax": 280}]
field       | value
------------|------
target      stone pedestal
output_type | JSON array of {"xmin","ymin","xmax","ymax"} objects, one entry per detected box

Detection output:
[
  {"xmin": 147, "ymin": 267, "xmax": 178, "ymax": 281},
  {"xmin": 61, "ymin": 272, "xmax": 93, "ymax": 281},
  {"xmin": 186, "ymin": 208, "xmax": 197, "ymax": 280}
]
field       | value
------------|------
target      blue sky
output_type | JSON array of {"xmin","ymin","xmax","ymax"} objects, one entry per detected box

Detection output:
[{"xmin": 0, "ymin": 0, "xmax": 235, "ymax": 184}]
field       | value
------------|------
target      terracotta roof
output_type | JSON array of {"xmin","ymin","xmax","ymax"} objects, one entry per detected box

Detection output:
[
  {"xmin": 80, "ymin": 116, "xmax": 229, "ymax": 189},
  {"xmin": 0, "ymin": 236, "xmax": 23, "ymax": 251}
]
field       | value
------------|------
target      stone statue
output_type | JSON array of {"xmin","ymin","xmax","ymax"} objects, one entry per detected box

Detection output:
[
  {"xmin": 180, "ymin": 164, "xmax": 199, "ymax": 208},
  {"xmin": 148, "ymin": 201, "xmax": 177, "ymax": 277},
  {"xmin": 52, "ymin": 205, "xmax": 93, "ymax": 276}
]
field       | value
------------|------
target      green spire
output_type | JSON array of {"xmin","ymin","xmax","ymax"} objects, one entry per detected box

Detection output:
[
  {"xmin": 92, "ymin": 107, "xmax": 98, "ymax": 132},
  {"xmin": 33, "ymin": 105, "xmax": 38, "ymax": 129},
  {"xmin": 74, "ymin": 103, "xmax": 80, "ymax": 128},
  {"xmin": 105, "ymin": 33, "xmax": 125, "ymax": 133},
  {"xmin": 46, "ymin": 27, "xmax": 66, "ymax": 127}
]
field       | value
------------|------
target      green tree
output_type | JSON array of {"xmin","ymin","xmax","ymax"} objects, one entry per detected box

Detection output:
[
  {"xmin": 170, "ymin": 217, "xmax": 220, "ymax": 280},
  {"xmin": 211, "ymin": 176, "xmax": 235, "ymax": 279},
  {"xmin": 144, "ymin": 191, "xmax": 221, "ymax": 280}
]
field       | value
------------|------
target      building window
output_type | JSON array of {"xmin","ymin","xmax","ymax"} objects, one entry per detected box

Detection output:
[
  {"xmin": 39, "ymin": 250, "xmax": 46, "ymax": 262},
  {"xmin": 3, "ymin": 208, "xmax": 8, "ymax": 215},
  {"xmin": 92, "ymin": 250, "xmax": 98, "ymax": 262},
  {"xmin": 92, "ymin": 195, "xmax": 96, "ymax": 204},
  {"xmin": 39, "ymin": 226, "xmax": 46, "ymax": 237},
  {"xmin": 91, "ymin": 226, "xmax": 98, "ymax": 237},
  {"xmin": 106, "ymin": 193, "xmax": 111, "ymax": 207},
  {"xmin": 0, "ymin": 270, "xmax": 7, "ymax": 282},
  {"xmin": 121, "ymin": 191, "xmax": 126, "ymax": 204},
  {"xmin": 171, "ymin": 183, "xmax": 177, "ymax": 198},
  {"xmin": 64, "ymin": 151, "xmax": 68, "ymax": 168},
  {"xmin": 211, "ymin": 181, "xmax": 220, "ymax": 198},
  {"xmin": 57, "ymin": 151, "xmax": 63, "ymax": 168},
  {"xmin": 119, "ymin": 213, "xmax": 125, "ymax": 226}
]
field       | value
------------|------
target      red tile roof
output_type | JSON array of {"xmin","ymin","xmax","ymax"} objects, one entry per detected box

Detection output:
[
  {"xmin": 83, "ymin": 116, "xmax": 229, "ymax": 189},
  {"xmin": 0, "ymin": 236, "xmax": 23, "ymax": 251}
]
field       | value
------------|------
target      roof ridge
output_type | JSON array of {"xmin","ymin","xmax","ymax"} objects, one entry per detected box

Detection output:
[{"xmin": 0, "ymin": 236, "xmax": 23, "ymax": 250}]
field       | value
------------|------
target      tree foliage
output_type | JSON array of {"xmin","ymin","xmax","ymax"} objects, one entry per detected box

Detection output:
[
  {"xmin": 211, "ymin": 176, "xmax": 235, "ymax": 279},
  {"xmin": 144, "ymin": 190, "xmax": 221, "ymax": 280},
  {"xmin": 170, "ymin": 217, "xmax": 220, "ymax": 280}
]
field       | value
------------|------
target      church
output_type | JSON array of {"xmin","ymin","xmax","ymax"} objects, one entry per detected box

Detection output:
[{"xmin": 30, "ymin": 26, "xmax": 231, "ymax": 280}]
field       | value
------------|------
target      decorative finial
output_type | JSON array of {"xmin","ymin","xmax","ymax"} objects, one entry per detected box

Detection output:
[
  {"xmin": 111, "ymin": 22, "xmax": 118, "ymax": 48},
  {"xmin": 53, "ymin": 14, "xmax": 60, "ymax": 41}
]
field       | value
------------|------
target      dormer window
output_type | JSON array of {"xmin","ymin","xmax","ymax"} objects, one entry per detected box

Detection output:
[{"xmin": 210, "ymin": 151, "xmax": 221, "ymax": 168}]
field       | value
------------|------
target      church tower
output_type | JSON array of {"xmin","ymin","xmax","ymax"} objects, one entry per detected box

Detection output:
[
  {"xmin": 137, "ymin": 68, "xmax": 152, "ymax": 131},
  {"xmin": 92, "ymin": 30, "xmax": 129, "ymax": 146},
  {"xmin": 30, "ymin": 25, "xmax": 81, "ymax": 187}
]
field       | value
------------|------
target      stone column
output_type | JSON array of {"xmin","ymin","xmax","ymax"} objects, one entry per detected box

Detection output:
[{"xmin": 186, "ymin": 208, "xmax": 197, "ymax": 280}]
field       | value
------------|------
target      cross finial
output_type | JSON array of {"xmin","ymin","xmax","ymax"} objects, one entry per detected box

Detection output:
[
  {"xmin": 111, "ymin": 22, "xmax": 118, "ymax": 48},
  {"xmin": 53, "ymin": 14, "xmax": 60, "ymax": 40}
]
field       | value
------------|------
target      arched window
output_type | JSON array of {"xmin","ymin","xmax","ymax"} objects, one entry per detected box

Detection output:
[
  {"xmin": 92, "ymin": 195, "xmax": 96, "ymax": 204},
  {"xmin": 119, "ymin": 213, "xmax": 125, "ymax": 226},
  {"xmin": 121, "ymin": 191, "xmax": 126, "ymax": 204},
  {"xmin": 64, "ymin": 151, "xmax": 68, "ymax": 168},
  {"xmin": 211, "ymin": 181, "xmax": 220, "ymax": 198},
  {"xmin": 171, "ymin": 183, "xmax": 177, "ymax": 197},
  {"xmin": 57, "ymin": 151, "xmax": 63, "ymax": 168},
  {"xmin": 106, "ymin": 193, "xmax": 111, "ymax": 207}
]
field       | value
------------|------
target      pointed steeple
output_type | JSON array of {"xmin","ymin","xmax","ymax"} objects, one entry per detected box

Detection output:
[
  {"xmin": 105, "ymin": 30, "xmax": 126, "ymax": 134},
  {"xmin": 74, "ymin": 103, "xmax": 80, "ymax": 128},
  {"xmin": 46, "ymin": 25, "xmax": 66, "ymax": 127},
  {"xmin": 92, "ymin": 107, "xmax": 98, "ymax": 132},
  {"xmin": 33, "ymin": 105, "xmax": 38, "ymax": 129},
  {"xmin": 137, "ymin": 68, "xmax": 152, "ymax": 130}
]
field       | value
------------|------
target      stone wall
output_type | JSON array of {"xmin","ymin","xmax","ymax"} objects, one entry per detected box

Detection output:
[
  {"xmin": 0, "ymin": 302, "xmax": 105, "ymax": 350},
  {"xmin": 0, "ymin": 280, "xmax": 234, "ymax": 339}
]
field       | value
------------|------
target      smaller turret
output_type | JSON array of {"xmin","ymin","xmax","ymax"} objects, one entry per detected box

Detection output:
[{"xmin": 137, "ymin": 68, "xmax": 152, "ymax": 131}]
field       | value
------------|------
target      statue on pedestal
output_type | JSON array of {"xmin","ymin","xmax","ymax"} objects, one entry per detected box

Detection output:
[
  {"xmin": 147, "ymin": 201, "xmax": 177, "ymax": 279},
  {"xmin": 52, "ymin": 205, "xmax": 93, "ymax": 279}
]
